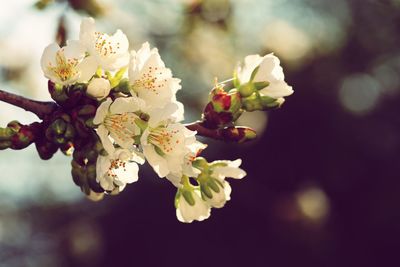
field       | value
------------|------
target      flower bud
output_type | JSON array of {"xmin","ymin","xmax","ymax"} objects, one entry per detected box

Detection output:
[
  {"xmin": 86, "ymin": 78, "xmax": 111, "ymax": 100},
  {"xmin": 45, "ymin": 117, "xmax": 75, "ymax": 145},
  {"xmin": 0, "ymin": 121, "xmax": 39, "ymax": 150},
  {"xmin": 48, "ymin": 80, "xmax": 69, "ymax": 103},
  {"xmin": 202, "ymin": 87, "xmax": 243, "ymax": 129},
  {"xmin": 35, "ymin": 138, "xmax": 58, "ymax": 160}
]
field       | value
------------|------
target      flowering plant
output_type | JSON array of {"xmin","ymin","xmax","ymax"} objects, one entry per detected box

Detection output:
[{"xmin": 0, "ymin": 18, "xmax": 293, "ymax": 223}]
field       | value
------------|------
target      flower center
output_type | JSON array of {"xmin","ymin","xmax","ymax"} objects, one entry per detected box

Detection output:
[
  {"xmin": 47, "ymin": 49, "xmax": 79, "ymax": 82},
  {"xmin": 133, "ymin": 66, "xmax": 167, "ymax": 95},
  {"xmin": 107, "ymin": 158, "xmax": 127, "ymax": 178},
  {"xmin": 104, "ymin": 113, "xmax": 138, "ymax": 142},
  {"xmin": 94, "ymin": 32, "xmax": 120, "ymax": 57},
  {"xmin": 148, "ymin": 127, "xmax": 180, "ymax": 154}
]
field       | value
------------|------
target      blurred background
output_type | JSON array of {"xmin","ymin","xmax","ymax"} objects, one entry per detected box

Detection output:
[{"xmin": 1, "ymin": 0, "xmax": 400, "ymax": 266}]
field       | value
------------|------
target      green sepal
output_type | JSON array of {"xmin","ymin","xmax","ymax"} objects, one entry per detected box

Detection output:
[
  {"xmin": 54, "ymin": 136, "xmax": 65, "ymax": 144},
  {"xmin": 111, "ymin": 67, "xmax": 127, "ymax": 88},
  {"xmin": 175, "ymin": 190, "xmax": 181, "ymax": 208},
  {"xmin": 114, "ymin": 78, "xmax": 131, "ymax": 94},
  {"xmin": 192, "ymin": 157, "xmax": 208, "ymax": 170},
  {"xmin": 154, "ymin": 146, "xmax": 165, "ymax": 156},
  {"xmin": 135, "ymin": 118, "xmax": 148, "ymax": 132},
  {"xmin": 210, "ymin": 162, "xmax": 228, "ymax": 168},
  {"xmin": 95, "ymin": 67, "xmax": 102, "ymax": 78},
  {"xmin": 51, "ymin": 119, "xmax": 67, "ymax": 135},
  {"xmin": 200, "ymin": 183, "xmax": 213, "ymax": 199},
  {"xmin": 134, "ymin": 135, "xmax": 141, "ymax": 144},
  {"xmin": 260, "ymin": 96, "xmax": 282, "ymax": 109},
  {"xmin": 233, "ymin": 71, "xmax": 240, "ymax": 88},
  {"xmin": 239, "ymin": 83, "xmax": 255, "ymax": 97},
  {"xmin": 242, "ymin": 92, "xmax": 263, "ymax": 111},
  {"xmin": 182, "ymin": 190, "xmax": 196, "ymax": 206},
  {"xmin": 250, "ymin": 65, "xmax": 260, "ymax": 82},
  {"xmin": 85, "ymin": 118, "xmax": 96, "ymax": 128},
  {"xmin": 207, "ymin": 178, "xmax": 220, "ymax": 193},
  {"xmin": 253, "ymin": 81, "xmax": 269, "ymax": 90}
]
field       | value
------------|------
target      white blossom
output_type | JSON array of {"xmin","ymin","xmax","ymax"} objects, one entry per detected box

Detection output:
[
  {"xmin": 138, "ymin": 103, "xmax": 195, "ymax": 178},
  {"xmin": 237, "ymin": 54, "xmax": 293, "ymax": 100},
  {"xmin": 202, "ymin": 159, "xmax": 246, "ymax": 208},
  {"xmin": 93, "ymin": 97, "xmax": 144, "ymax": 155},
  {"xmin": 79, "ymin": 17, "xmax": 130, "ymax": 71},
  {"xmin": 129, "ymin": 42, "xmax": 182, "ymax": 109},
  {"xmin": 211, "ymin": 159, "xmax": 247, "ymax": 180},
  {"xmin": 204, "ymin": 180, "xmax": 232, "ymax": 208},
  {"xmin": 87, "ymin": 77, "xmax": 111, "ymax": 100},
  {"xmin": 40, "ymin": 41, "xmax": 96, "ymax": 85},
  {"xmin": 141, "ymin": 123, "xmax": 197, "ymax": 178},
  {"xmin": 96, "ymin": 148, "xmax": 144, "ymax": 192},
  {"xmin": 166, "ymin": 141, "xmax": 207, "ymax": 187},
  {"xmin": 176, "ymin": 188, "xmax": 211, "ymax": 223}
]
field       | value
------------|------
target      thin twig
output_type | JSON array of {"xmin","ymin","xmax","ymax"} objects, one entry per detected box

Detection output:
[{"xmin": 185, "ymin": 121, "xmax": 224, "ymax": 140}]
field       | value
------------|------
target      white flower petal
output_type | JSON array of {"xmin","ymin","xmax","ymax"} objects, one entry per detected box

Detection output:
[
  {"xmin": 79, "ymin": 17, "xmax": 96, "ymax": 50},
  {"xmin": 93, "ymin": 98, "xmax": 112, "ymax": 124},
  {"xmin": 212, "ymin": 159, "xmax": 246, "ymax": 179},
  {"xmin": 205, "ymin": 180, "xmax": 231, "ymax": 208},
  {"xmin": 114, "ymin": 161, "xmax": 139, "ymax": 184},
  {"xmin": 79, "ymin": 17, "xmax": 130, "ymax": 71},
  {"xmin": 176, "ymin": 190, "xmax": 211, "ymax": 223},
  {"xmin": 259, "ymin": 81, "xmax": 294, "ymax": 99},
  {"xmin": 213, "ymin": 166, "xmax": 246, "ymax": 179},
  {"xmin": 63, "ymin": 40, "xmax": 85, "ymax": 59},
  {"xmin": 142, "ymin": 144, "xmax": 170, "ymax": 177},
  {"xmin": 96, "ymin": 124, "xmax": 115, "ymax": 155},
  {"xmin": 147, "ymin": 102, "xmax": 179, "ymax": 127},
  {"xmin": 110, "ymin": 96, "xmax": 144, "ymax": 114},
  {"xmin": 40, "ymin": 43, "xmax": 60, "ymax": 74},
  {"xmin": 77, "ymin": 55, "xmax": 97, "ymax": 82},
  {"xmin": 129, "ymin": 42, "xmax": 181, "ymax": 108},
  {"xmin": 237, "ymin": 53, "xmax": 293, "ymax": 102}
]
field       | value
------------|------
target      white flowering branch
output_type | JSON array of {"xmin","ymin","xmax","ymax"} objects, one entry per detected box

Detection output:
[{"xmin": 0, "ymin": 17, "xmax": 294, "ymax": 223}]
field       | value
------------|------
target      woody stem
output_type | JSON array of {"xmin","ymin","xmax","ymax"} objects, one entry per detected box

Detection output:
[
  {"xmin": 185, "ymin": 121, "xmax": 224, "ymax": 141},
  {"xmin": 0, "ymin": 89, "xmax": 57, "ymax": 119}
]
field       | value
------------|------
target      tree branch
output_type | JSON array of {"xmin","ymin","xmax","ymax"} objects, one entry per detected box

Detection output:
[
  {"xmin": 185, "ymin": 121, "xmax": 256, "ymax": 143},
  {"xmin": 185, "ymin": 121, "xmax": 225, "ymax": 141},
  {"xmin": 0, "ymin": 89, "xmax": 57, "ymax": 119}
]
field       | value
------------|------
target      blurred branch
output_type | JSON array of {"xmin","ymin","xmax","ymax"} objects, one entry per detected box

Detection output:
[{"xmin": 0, "ymin": 89, "xmax": 57, "ymax": 119}]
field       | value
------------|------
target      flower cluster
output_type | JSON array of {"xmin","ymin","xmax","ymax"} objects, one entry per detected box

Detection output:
[{"xmin": 38, "ymin": 17, "xmax": 293, "ymax": 222}]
